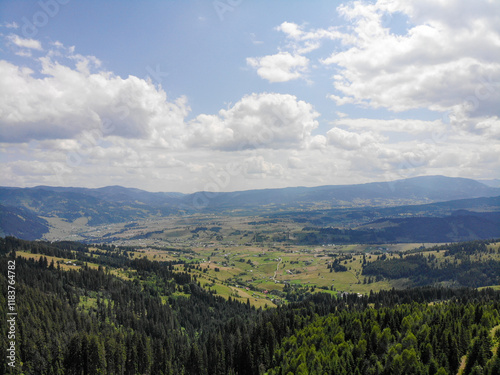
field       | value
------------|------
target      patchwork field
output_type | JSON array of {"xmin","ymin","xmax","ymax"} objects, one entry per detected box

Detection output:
[{"xmin": 20, "ymin": 213, "xmax": 497, "ymax": 307}]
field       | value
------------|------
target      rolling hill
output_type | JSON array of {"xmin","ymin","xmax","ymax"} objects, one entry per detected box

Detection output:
[
  {"xmin": 183, "ymin": 175, "xmax": 500, "ymax": 210},
  {"xmin": 1, "ymin": 176, "xmax": 500, "ymax": 241},
  {"xmin": 359, "ymin": 210, "xmax": 500, "ymax": 242},
  {"xmin": 0, "ymin": 204, "xmax": 50, "ymax": 240}
]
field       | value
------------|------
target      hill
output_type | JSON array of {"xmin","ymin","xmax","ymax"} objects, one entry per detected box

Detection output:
[
  {"xmin": 34, "ymin": 185, "xmax": 184, "ymax": 206},
  {"xmin": 0, "ymin": 186, "xmax": 163, "ymax": 225},
  {"xmin": 1, "ymin": 176, "xmax": 500, "ymax": 241},
  {"xmin": 184, "ymin": 175, "xmax": 500, "ymax": 210},
  {"xmin": 0, "ymin": 204, "xmax": 49, "ymax": 240},
  {"xmin": 360, "ymin": 211, "xmax": 500, "ymax": 242},
  {"xmin": 2, "ymin": 175, "xmax": 499, "ymax": 217}
]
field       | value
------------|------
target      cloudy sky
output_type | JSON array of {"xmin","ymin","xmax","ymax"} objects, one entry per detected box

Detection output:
[{"xmin": 0, "ymin": 0, "xmax": 499, "ymax": 193}]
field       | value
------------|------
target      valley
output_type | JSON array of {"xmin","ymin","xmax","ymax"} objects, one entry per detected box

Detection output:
[
  {"xmin": 2, "ymin": 176, "xmax": 500, "ymax": 374},
  {"xmin": 2, "ymin": 175, "xmax": 500, "ymax": 308},
  {"xmin": 12, "ymin": 209, "xmax": 500, "ymax": 307}
]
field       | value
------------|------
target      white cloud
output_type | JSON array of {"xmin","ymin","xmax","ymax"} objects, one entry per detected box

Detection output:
[
  {"xmin": 276, "ymin": 21, "xmax": 344, "ymax": 52},
  {"xmin": 277, "ymin": 22, "xmax": 304, "ymax": 39},
  {"xmin": 187, "ymin": 92, "xmax": 319, "ymax": 150},
  {"xmin": 322, "ymin": 0, "xmax": 500, "ymax": 121},
  {"xmin": 0, "ymin": 47, "xmax": 189, "ymax": 144},
  {"xmin": 307, "ymin": 135, "xmax": 328, "ymax": 150},
  {"xmin": 7, "ymin": 34, "xmax": 42, "ymax": 50},
  {"xmin": 1, "ymin": 22, "xmax": 19, "ymax": 29},
  {"xmin": 327, "ymin": 127, "xmax": 383, "ymax": 150},
  {"xmin": 328, "ymin": 94, "xmax": 355, "ymax": 106},
  {"xmin": 246, "ymin": 22, "xmax": 345, "ymax": 84},
  {"xmin": 475, "ymin": 116, "xmax": 500, "ymax": 139},
  {"xmin": 334, "ymin": 118, "xmax": 447, "ymax": 135},
  {"xmin": 249, "ymin": 2, "xmax": 500, "ymax": 143},
  {"xmin": 2, "ymin": 121, "xmax": 499, "ymax": 191},
  {"xmin": 244, "ymin": 155, "xmax": 285, "ymax": 178},
  {"xmin": 2, "ymin": 14, "xmax": 499, "ymax": 193},
  {"xmin": 287, "ymin": 156, "xmax": 305, "ymax": 169},
  {"xmin": 0, "ymin": 40, "xmax": 330, "ymax": 191},
  {"xmin": 247, "ymin": 52, "xmax": 309, "ymax": 83},
  {"xmin": 249, "ymin": 33, "xmax": 264, "ymax": 45}
]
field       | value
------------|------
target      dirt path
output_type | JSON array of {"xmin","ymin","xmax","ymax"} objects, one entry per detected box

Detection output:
[
  {"xmin": 457, "ymin": 323, "xmax": 500, "ymax": 374},
  {"xmin": 272, "ymin": 257, "xmax": 282, "ymax": 281},
  {"xmin": 457, "ymin": 355, "xmax": 467, "ymax": 375}
]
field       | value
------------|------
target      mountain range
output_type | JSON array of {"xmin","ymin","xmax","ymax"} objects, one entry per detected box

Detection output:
[
  {"xmin": 183, "ymin": 175, "xmax": 500, "ymax": 209},
  {"xmin": 1, "ymin": 175, "xmax": 499, "ymax": 241}
]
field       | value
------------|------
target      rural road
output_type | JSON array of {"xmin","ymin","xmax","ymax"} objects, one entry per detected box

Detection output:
[{"xmin": 272, "ymin": 257, "xmax": 282, "ymax": 281}]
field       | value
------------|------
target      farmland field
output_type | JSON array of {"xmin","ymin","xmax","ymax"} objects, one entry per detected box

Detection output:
[{"xmin": 27, "ymin": 213, "xmax": 500, "ymax": 307}]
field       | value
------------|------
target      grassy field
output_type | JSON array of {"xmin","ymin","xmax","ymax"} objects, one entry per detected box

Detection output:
[
  {"xmin": 16, "ymin": 238, "xmax": 500, "ymax": 308},
  {"xmin": 32, "ymin": 213, "xmax": 500, "ymax": 307}
]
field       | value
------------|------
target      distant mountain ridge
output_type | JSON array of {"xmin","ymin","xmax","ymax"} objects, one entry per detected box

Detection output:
[
  {"xmin": 360, "ymin": 211, "xmax": 500, "ymax": 242},
  {"xmin": 1, "ymin": 176, "xmax": 500, "ymax": 240},
  {"xmin": 478, "ymin": 178, "xmax": 500, "ymax": 188},
  {"xmin": 186, "ymin": 175, "xmax": 500, "ymax": 208},
  {"xmin": 0, "ymin": 204, "xmax": 49, "ymax": 240},
  {"xmin": 33, "ymin": 185, "xmax": 184, "ymax": 205}
]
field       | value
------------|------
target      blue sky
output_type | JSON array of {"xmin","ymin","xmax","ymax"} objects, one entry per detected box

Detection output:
[{"xmin": 0, "ymin": 0, "xmax": 499, "ymax": 193}]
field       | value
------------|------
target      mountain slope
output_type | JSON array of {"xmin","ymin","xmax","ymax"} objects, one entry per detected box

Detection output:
[
  {"xmin": 0, "ymin": 187, "xmax": 160, "ymax": 225},
  {"xmin": 362, "ymin": 211, "xmax": 500, "ymax": 242},
  {"xmin": 0, "ymin": 204, "xmax": 49, "ymax": 240},
  {"xmin": 1, "ymin": 176, "xmax": 499, "ymax": 230},
  {"xmin": 183, "ymin": 175, "xmax": 500, "ymax": 210},
  {"xmin": 34, "ymin": 185, "xmax": 183, "ymax": 205}
]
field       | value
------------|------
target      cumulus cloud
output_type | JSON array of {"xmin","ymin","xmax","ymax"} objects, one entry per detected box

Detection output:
[
  {"xmin": 0, "ymin": 43, "xmax": 189, "ymax": 144},
  {"xmin": 0, "ymin": 38, "xmax": 330, "ymax": 191},
  {"xmin": 248, "ymin": 1, "xmax": 500, "ymax": 138},
  {"xmin": 277, "ymin": 22, "xmax": 304, "ymax": 39},
  {"xmin": 334, "ymin": 118, "xmax": 447, "ymax": 135},
  {"xmin": 254, "ymin": 1, "xmax": 500, "ymax": 142},
  {"xmin": 7, "ymin": 34, "xmax": 42, "ymax": 50},
  {"xmin": 187, "ymin": 92, "xmax": 320, "ymax": 150},
  {"xmin": 276, "ymin": 21, "xmax": 344, "ymax": 53},
  {"xmin": 246, "ymin": 22, "xmax": 344, "ymax": 83},
  {"xmin": 323, "ymin": 0, "xmax": 500, "ymax": 121},
  {"xmin": 327, "ymin": 127, "xmax": 383, "ymax": 150},
  {"xmin": 287, "ymin": 156, "xmax": 302, "ymax": 169},
  {"xmin": 307, "ymin": 135, "xmax": 328, "ymax": 150},
  {"xmin": 247, "ymin": 52, "xmax": 309, "ymax": 83},
  {"xmin": 244, "ymin": 155, "xmax": 285, "ymax": 178},
  {"xmin": 475, "ymin": 116, "xmax": 500, "ymax": 139},
  {"xmin": 2, "ymin": 11, "xmax": 499, "ymax": 193}
]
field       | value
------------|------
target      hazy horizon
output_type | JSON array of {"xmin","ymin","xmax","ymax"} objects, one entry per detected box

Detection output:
[{"xmin": 1, "ymin": 174, "xmax": 499, "ymax": 195}]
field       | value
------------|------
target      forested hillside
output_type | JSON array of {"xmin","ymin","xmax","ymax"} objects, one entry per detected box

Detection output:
[
  {"xmin": 269, "ymin": 296, "xmax": 500, "ymax": 374},
  {"xmin": 0, "ymin": 205, "xmax": 49, "ymax": 240},
  {"xmin": 1, "ymin": 237, "xmax": 500, "ymax": 374},
  {"xmin": 362, "ymin": 240, "xmax": 500, "ymax": 288},
  {"xmin": 297, "ymin": 212, "xmax": 500, "ymax": 244}
]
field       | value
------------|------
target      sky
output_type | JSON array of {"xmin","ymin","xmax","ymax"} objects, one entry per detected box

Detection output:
[{"xmin": 0, "ymin": 0, "xmax": 499, "ymax": 193}]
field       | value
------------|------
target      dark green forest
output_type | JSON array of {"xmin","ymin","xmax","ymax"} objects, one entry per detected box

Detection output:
[
  {"xmin": 1, "ymin": 237, "xmax": 500, "ymax": 374},
  {"xmin": 362, "ymin": 240, "xmax": 500, "ymax": 287}
]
